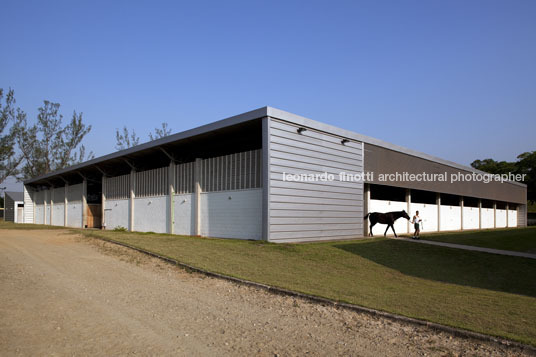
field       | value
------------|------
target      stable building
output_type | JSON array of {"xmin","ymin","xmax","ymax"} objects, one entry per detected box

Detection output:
[
  {"xmin": 4, "ymin": 191, "xmax": 25, "ymax": 223},
  {"xmin": 22, "ymin": 107, "xmax": 527, "ymax": 242}
]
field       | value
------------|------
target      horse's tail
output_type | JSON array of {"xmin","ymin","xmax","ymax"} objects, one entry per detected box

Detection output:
[{"xmin": 364, "ymin": 213, "xmax": 370, "ymax": 220}]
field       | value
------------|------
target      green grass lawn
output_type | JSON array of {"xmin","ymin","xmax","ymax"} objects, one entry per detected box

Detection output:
[
  {"xmin": 2, "ymin": 221, "xmax": 536, "ymax": 346},
  {"xmin": 414, "ymin": 227, "xmax": 536, "ymax": 253}
]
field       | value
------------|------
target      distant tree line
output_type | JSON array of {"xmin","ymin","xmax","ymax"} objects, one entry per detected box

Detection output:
[
  {"xmin": 471, "ymin": 152, "xmax": 535, "ymax": 203},
  {"xmin": 0, "ymin": 87, "xmax": 172, "ymax": 186},
  {"xmin": 0, "ymin": 88, "xmax": 93, "ymax": 184}
]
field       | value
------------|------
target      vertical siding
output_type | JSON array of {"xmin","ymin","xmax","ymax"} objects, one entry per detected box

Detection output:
[
  {"xmin": 200, "ymin": 150, "xmax": 262, "ymax": 192},
  {"xmin": 135, "ymin": 166, "xmax": 169, "ymax": 197},
  {"xmin": 104, "ymin": 174, "xmax": 130, "ymax": 200},
  {"xmin": 518, "ymin": 204, "xmax": 527, "ymax": 227},
  {"xmin": 4, "ymin": 195, "xmax": 15, "ymax": 222},
  {"xmin": 268, "ymin": 118, "xmax": 364, "ymax": 242},
  {"xmin": 23, "ymin": 186, "xmax": 33, "ymax": 223},
  {"xmin": 67, "ymin": 184, "xmax": 83, "ymax": 202},
  {"xmin": 34, "ymin": 190, "xmax": 45, "ymax": 224},
  {"xmin": 53, "ymin": 187, "xmax": 65, "ymax": 202},
  {"xmin": 174, "ymin": 162, "xmax": 195, "ymax": 194}
]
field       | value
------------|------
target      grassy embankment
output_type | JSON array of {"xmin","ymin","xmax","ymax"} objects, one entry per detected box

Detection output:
[{"xmin": 2, "ymin": 221, "xmax": 535, "ymax": 345}]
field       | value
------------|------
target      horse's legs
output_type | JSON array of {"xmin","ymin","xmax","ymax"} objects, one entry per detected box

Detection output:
[
  {"xmin": 384, "ymin": 225, "xmax": 390, "ymax": 237},
  {"xmin": 369, "ymin": 222, "xmax": 375, "ymax": 237},
  {"xmin": 391, "ymin": 225, "xmax": 397, "ymax": 238}
]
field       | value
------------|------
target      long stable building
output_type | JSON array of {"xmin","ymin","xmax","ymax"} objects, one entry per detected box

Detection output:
[{"xmin": 22, "ymin": 107, "xmax": 527, "ymax": 242}]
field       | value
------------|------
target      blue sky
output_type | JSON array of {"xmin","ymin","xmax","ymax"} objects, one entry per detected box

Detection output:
[{"xmin": 1, "ymin": 0, "xmax": 535, "ymax": 191}]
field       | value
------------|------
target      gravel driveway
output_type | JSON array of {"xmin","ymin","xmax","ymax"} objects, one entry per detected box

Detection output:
[{"xmin": 0, "ymin": 229, "xmax": 531, "ymax": 356}]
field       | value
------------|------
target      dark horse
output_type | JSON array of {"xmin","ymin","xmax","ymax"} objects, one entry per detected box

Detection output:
[{"xmin": 364, "ymin": 210, "xmax": 410, "ymax": 238}]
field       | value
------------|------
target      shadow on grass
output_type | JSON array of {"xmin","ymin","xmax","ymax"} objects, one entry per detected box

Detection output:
[{"xmin": 334, "ymin": 238, "xmax": 536, "ymax": 298}]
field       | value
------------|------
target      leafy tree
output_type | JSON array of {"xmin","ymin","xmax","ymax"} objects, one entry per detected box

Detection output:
[
  {"xmin": 115, "ymin": 126, "xmax": 140, "ymax": 150},
  {"xmin": 0, "ymin": 88, "xmax": 25, "ymax": 185},
  {"xmin": 115, "ymin": 122, "xmax": 172, "ymax": 150},
  {"xmin": 516, "ymin": 151, "xmax": 536, "ymax": 204},
  {"xmin": 471, "ymin": 152, "xmax": 536, "ymax": 203},
  {"xmin": 149, "ymin": 122, "xmax": 172, "ymax": 141},
  {"xmin": 16, "ymin": 100, "xmax": 93, "ymax": 179},
  {"xmin": 470, "ymin": 159, "xmax": 517, "ymax": 175}
]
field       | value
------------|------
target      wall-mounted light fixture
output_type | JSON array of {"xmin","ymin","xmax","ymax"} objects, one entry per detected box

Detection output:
[
  {"xmin": 341, "ymin": 139, "xmax": 350, "ymax": 145},
  {"xmin": 297, "ymin": 127, "xmax": 307, "ymax": 134}
]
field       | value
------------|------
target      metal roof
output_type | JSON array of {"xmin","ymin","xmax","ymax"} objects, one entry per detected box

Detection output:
[
  {"xmin": 5, "ymin": 191, "xmax": 24, "ymax": 201},
  {"xmin": 24, "ymin": 106, "xmax": 526, "ymax": 188}
]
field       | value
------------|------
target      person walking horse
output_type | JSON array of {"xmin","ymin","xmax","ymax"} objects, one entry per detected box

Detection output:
[
  {"xmin": 412, "ymin": 211, "xmax": 423, "ymax": 240},
  {"xmin": 364, "ymin": 210, "xmax": 410, "ymax": 238}
]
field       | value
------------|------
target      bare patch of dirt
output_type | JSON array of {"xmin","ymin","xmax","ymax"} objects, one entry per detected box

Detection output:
[{"xmin": 0, "ymin": 229, "xmax": 532, "ymax": 356}]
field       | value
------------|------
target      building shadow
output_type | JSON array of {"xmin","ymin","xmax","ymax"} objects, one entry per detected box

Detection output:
[{"xmin": 334, "ymin": 239, "xmax": 536, "ymax": 298}]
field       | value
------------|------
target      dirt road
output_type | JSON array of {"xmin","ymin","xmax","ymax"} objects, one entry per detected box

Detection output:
[{"xmin": 0, "ymin": 229, "xmax": 531, "ymax": 356}]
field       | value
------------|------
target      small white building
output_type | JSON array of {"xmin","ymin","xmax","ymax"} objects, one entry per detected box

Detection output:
[{"xmin": 4, "ymin": 191, "xmax": 24, "ymax": 223}]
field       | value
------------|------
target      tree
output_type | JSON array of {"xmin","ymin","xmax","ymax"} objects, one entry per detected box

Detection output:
[
  {"xmin": 115, "ymin": 126, "xmax": 140, "ymax": 150},
  {"xmin": 516, "ymin": 151, "xmax": 536, "ymax": 204},
  {"xmin": 0, "ymin": 88, "xmax": 25, "ymax": 185},
  {"xmin": 149, "ymin": 122, "xmax": 172, "ymax": 141},
  {"xmin": 115, "ymin": 122, "xmax": 172, "ymax": 150},
  {"xmin": 16, "ymin": 100, "xmax": 94, "ymax": 179},
  {"xmin": 471, "ymin": 152, "xmax": 536, "ymax": 203},
  {"xmin": 470, "ymin": 159, "xmax": 516, "ymax": 175}
]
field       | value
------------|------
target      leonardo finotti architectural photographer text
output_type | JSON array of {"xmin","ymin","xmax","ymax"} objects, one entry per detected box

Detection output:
[{"xmin": 282, "ymin": 171, "xmax": 526, "ymax": 184}]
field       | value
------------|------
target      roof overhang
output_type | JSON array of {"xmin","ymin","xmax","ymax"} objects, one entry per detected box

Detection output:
[{"xmin": 24, "ymin": 106, "xmax": 526, "ymax": 189}]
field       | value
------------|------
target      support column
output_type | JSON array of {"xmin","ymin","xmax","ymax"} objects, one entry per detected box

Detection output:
[
  {"xmin": 82, "ymin": 179, "xmax": 87, "ymax": 228},
  {"xmin": 64, "ymin": 184, "xmax": 68, "ymax": 227},
  {"xmin": 129, "ymin": 170, "xmax": 135, "ymax": 232},
  {"xmin": 50, "ymin": 188, "xmax": 54, "ymax": 226},
  {"xmin": 436, "ymin": 193, "xmax": 441, "ymax": 232},
  {"xmin": 33, "ymin": 191, "xmax": 36, "ymax": 225},
  {"xmin": 493, "ymin": 201, "xmax": 497, "ymax": 228},
  {"xmin": 168, "ymin": 161, "xmax": 175, "ymax": 234},
  {"xmin": 194, "ymin": 158, "xmax": 202, "ymax": 236},
  {"xmin": 101, "ymin": 176, "xmax": 106, "ymax": 229},
  {"xmin": 364, "ymin": 184, "xmax": 370, "ymax": 236},
  {"xmin": 406, "ymin": 189, "xmax": 411, "ymax": 233},
  {"xmin": 460, "ymin": 196, "xmax": 464, "ymax": 230},
  {"xmin": 506, "ymin": 203, "xmax": 509, "ymax": 227},
  {"xmin": 478, "ymin": 199, "xmax": 482, "ymax": 230},
  {"xmin": 262, "ymin": 116, "xmax": 271, "ymax": 242},
  {"xmin": 44, "ymin": 190, "xmax": 47, "ymax": 224}
]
